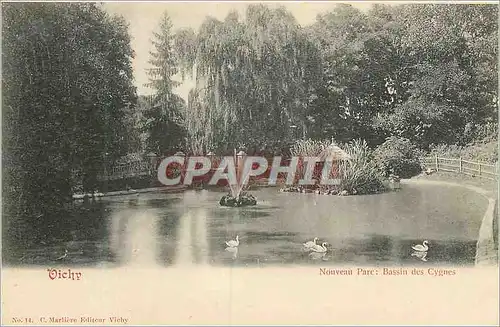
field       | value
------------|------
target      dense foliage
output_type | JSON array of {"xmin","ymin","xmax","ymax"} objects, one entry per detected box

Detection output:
[
  {"xmin": 373, "ymin": 137, "xmax": 423, "ymax": 178},
  {"xmin": 428, "ymin": 122, "xmax": 498, "ymax": 163},
  {"xmin": 338, "ymin": 140, "xmax": 386, "ymax": 195},
  {"xmin": 168, "ymin": 4, "xmax": 497, "ymax": 155},
  {"xmin": 2, "ymin": 3, "xmax": 137, "ymax": 241}
]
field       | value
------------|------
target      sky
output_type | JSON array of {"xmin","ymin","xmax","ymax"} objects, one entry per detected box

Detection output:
[{"xmin": 103, "ymin": 1, "xmax": 374, "ymax": 101}]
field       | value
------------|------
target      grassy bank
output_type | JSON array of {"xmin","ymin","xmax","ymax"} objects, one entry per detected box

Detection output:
[{"xmin": 429, "ymin": 133, "xmax": 498, "ymax": 163}]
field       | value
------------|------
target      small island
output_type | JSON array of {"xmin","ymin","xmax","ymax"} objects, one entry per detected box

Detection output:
[{"xmin": 219, "ymin": 192, "xmax": 257, "ymax": 207}]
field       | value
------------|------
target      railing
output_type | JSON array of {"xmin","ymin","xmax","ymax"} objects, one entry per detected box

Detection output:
[
  {"xmin": 421, "ymin": 156, "xmax": 498, "ymax": 181},
  {"xmin": 95, "ymin": 155, "xmax": 292, "ymax": 181},
  {"xmin": 97, "ymin": 161, "xmax": 153, "ymax": 180}
]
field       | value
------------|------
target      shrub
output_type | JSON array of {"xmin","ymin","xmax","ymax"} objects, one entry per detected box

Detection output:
[
  {"xmin": 428, "ymin": 140, "xmax": 498, "ymax": 164},
  {"xmin": 290, "ymin": 139, "xmax": 331, "ymax": 157},
  {"xmin": 338, "ymin": 139, "xmax": 386, "ymax": 195},
  {"xmin": 373, "ymin": 137, "xmax": 423, "ymax": 178},
  {"xmin": 290, "ymin": 138, "xmax": 334, "ymax": 186}
]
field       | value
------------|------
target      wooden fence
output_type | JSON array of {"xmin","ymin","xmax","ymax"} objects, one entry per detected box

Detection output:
[
  {"xmin": 97, "ymin": 161, "xmax": 153, "ymax": 181},
  {"xmin": 422, "ymin": 156, "xmax": 498, "ymax": 181},
  {"xmin": 96, "ymin": 155, "xmax": 292, "ymax": 181}
]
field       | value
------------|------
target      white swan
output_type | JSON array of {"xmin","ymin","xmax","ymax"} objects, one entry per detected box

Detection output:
[
  {"xmin": 303, "ymin": 237, "xmax": 319, "ymax": 249},
  {"xmin": 310, "ymin": 242, "xmax": 328, "ymax": 253},
  {"xmin": 412, "ymin": 240, "xmax": 429, "ymax": 252},
  {"xmin": 56, "ymin": 249, "xmax": 68, "ymax": 261},
  {"xmin": 225, "ymin": 235, "xmax": 239, "ymax": 248}
]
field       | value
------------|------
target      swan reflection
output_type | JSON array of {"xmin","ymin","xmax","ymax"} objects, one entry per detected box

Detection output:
[
  {"xmin": 411, "ymin": 250, "xmax": 428, "ymax": 262},
  {"xmin": 225, "ymin": 246, "xmax": 238, "ymax": 259},
  {"xmin": 309, "ymin": 251, "xmax": 329, "ymax": 261}
]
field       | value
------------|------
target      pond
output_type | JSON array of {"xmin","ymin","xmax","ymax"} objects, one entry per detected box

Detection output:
[{"xmin": 3, "ymin": 182, "xmax": 488, "ymax": 268}]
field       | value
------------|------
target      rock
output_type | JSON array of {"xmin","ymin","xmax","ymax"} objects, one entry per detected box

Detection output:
[
  {"xmin": 339, "ymin": 190, "xmax": 349, "ymax": 196},
  {"xmin": 219, "ymin": 195, "xmax": 236, "ymax": 206},
  {"xmin": 220, "ymin": 193, "xmax": 257, "ymax": 207}
]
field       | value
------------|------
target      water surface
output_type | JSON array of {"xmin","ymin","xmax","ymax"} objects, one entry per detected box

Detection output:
[{"xmin": 3, "ymin": 183, "xmax": 488, "ymax": 267}]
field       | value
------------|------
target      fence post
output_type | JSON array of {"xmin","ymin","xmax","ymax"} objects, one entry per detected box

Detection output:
[
  {"xmin": 435, "ymin": 155, "xmax": 439, "ymax": 172},
  {"xmin": 459, "ymin": 157, "xmax": 462, "ymax": 173}
]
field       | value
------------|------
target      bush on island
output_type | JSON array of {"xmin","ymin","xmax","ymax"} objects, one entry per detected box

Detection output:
[
  {"xmin": 337, "ymin": 139, "xmax": 387, "ymax": 195},
  {"xmin": 373, "ymin": 136, "xmax": 422, "ymax": 179},
  {"xmin": 220, "ymin": 192, "xmax": 257, "ymax": 207}
]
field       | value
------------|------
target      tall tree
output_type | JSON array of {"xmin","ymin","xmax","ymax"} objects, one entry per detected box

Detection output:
[
  {"xmin": 142, "ymin": 12, "xmax": 186, "ymax": 155},
  {"xmin": 175, "ymin": 5, "xmax": 322, "ymax": 154},
  {"xmin": 2, "ymin": 2, "xmax": 137, "ymax": 245}
]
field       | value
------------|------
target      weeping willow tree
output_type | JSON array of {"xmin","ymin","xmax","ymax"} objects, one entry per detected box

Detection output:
[{"xmin": 174, "ymin": 5, "xmax": 322, "ymax": 154}]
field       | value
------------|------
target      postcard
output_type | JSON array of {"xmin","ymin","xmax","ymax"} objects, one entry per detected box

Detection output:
[{"xmin": 1, "ymin": 0, "xmax": 499, "ymax": 325}]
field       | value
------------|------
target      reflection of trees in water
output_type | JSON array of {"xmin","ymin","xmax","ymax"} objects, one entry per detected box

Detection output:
[
  {"xmin": 4, "ymin": 193, "xmax": 186, "ymax": 266},
  {"xmin": 151, "ymin": 211, "xmax": 180, "ymax": 266},
  {"xmin": 3, "ymin": 201, "xmax": 111, "ymax": 265},
  {"xmin": 424, "ymin": 240, "xmax": 476, "ymax": 264},
  {"xmin": 108, "ymin": 209, "xmax": 164, "ymax": 267},
  {"xmin": 242, "ymin": 231, "xmax": 298, "ymax": 244},
  {"xmin": 3, "ymin": 186, "xmax": 484, "ymax": 267},
  {"xmin": 357, "ymin": 234, "xmax": 394, "ymax": 261},
  {"xmin": 17, "ymin": 203, "xmax": 107, "ymax": 243},
  {"xmin": 194, "ymin": 208, "xmax": 209, "ymax": 265},
  {"xmin": 151, "ymin": 191, "xmax": 220, "ymax": 266},
  {"xmin": 144, "ymin": 197, "xmax": 183, "ymax": 209},
  {"xmin": 175, "ymin": 210, "xmax": 194, "ymax": 265}
]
